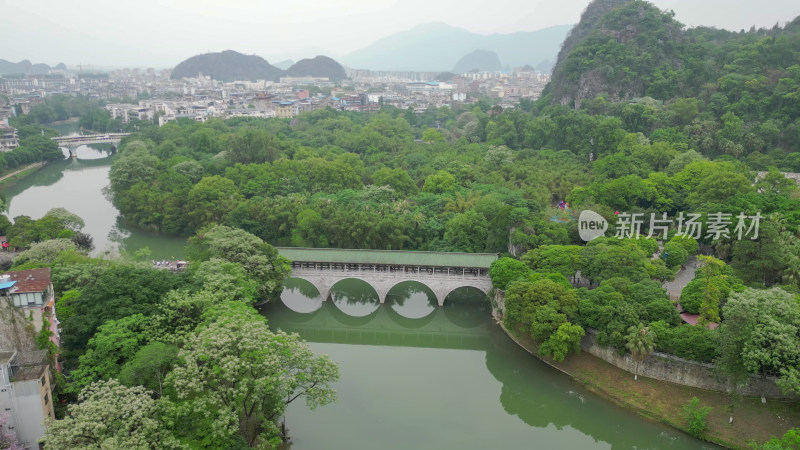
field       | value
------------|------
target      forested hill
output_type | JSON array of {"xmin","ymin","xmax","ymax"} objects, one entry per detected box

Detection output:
[
  {"xmin": 544, "ymin": 0, "xmax": 800, "ymax": 110},
  {"xmin": 285, "ymin": 56, "xmax": 346, "ymax": 81},
  {"xmin": 171, "ymin": 50, "xmax": 284, "ymax": 82},
  {"xmin": 171, "ymin": 51, "xmax": 347, "ymax": 82}
]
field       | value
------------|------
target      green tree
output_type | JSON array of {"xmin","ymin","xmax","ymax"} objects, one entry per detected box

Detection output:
[
  {"xmin": 372, "ymin": 167, "xmax": 418, "ymax": 196},
  {"xmin": 443, "ymin": 210, "xmax": 488, "ymax": 252},
  {"xmin": 422, "ymin": 170, "xmax": 456, "ymax": 194},
  {"xmin": 662, "ymin": 241, "xmax": 688, "ymax": 268},
  {"xmin": 166, "ymin": 302, "xmax": 339, "ymax": 448},
  {"xmin": 716, "ymin": 288, "xmax": 800, "ymax": 395},
  {"xmin": 625, "ymin": 324, "xmax": 656, "ymax": 380},
  {"xmin": 580, "ymin": 240, "xmax": 650, "ymax": 285},
  {"xmin": 421, "ymin": 128, "xmax": 445, "ymax": 142},
  {"xmin": 540, "ymin": 322, "xmax": 585, "ymax": 362},
  {"xmin": 489, "ymin": 257, "xmax": 532, "ymax": 290},
  {"xmin": 186, "ymin": 176, "xmax": 243, "ymax": 230},
  {"xmin": 68, "ymin": 314, "xmax": 150, "ymax": 393},
  {"xmin": 522, "ymin": 245, "xmax": 582, "ymax": 281},
  {"xmin": 119, "ymin": 342, "xmax": 179, "ymax": 398}
]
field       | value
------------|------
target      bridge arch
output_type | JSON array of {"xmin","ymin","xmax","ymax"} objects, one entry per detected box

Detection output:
[
  {"xmin": 440, "ymin": 285, "xmax": 492, "ymax": 307},
  {"xmin": 384, "ymin": 280, "xmax": 438, "ymax": 320},
  {"xmin": 327, "ymin": 278, "xmax": 381, "ymax": 317},
  {"xmin": 280, "ymin": 278, "xmax": 324, "ymax": 314}
]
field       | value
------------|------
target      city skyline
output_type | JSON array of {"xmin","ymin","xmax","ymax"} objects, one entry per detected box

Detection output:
[{"xmin": 2, "ymin": 0, "xmax": 800, "ymax": 68}]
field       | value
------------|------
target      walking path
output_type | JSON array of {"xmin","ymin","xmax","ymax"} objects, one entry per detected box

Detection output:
[
  {"xmin": 662, "ymin": 256, "xmax": 699, "ymax": 300},
  {"xmin": 0, "ymin": 162, "xmax": 46, "ymax": 183}
]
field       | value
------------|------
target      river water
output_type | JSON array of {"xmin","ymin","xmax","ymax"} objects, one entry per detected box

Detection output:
[
  {"xmin": 1, "ymin": 129, "xmax": 714, "ymax": 448},
  {"xmin": 264, "ymin": 278, "xmax": 714, "ymax": 449},
  {"xmin": 1, "ymin": 128, "xmax": 185, "ymax": 259}
]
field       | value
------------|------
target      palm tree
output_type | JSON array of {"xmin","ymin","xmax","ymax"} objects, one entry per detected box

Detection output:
[{"xmin": 625, "ymin": 324, "xmax": 656, "ymax": 380}]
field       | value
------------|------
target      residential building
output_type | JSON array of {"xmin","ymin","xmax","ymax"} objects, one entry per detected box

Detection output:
[
  {"xmin": 0, "ymin": 350, "xmax": 54, "ymax": 449},
  {"xmin": 2, "ymin": 269, "xmax": 58, "ymax": 346},
  {"xmin": 0, "ymin": 126, "xmax": 20, "ymax": 151}
]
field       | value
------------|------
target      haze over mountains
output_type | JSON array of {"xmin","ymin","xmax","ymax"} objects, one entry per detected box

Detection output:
[
  {"xmin": 0, "ymin": 59, "xmax": 66, "ymax": 75},
  {"xmin": 342, "ymin": 22, "xmax": 572, "ymax": 71},
  {"xmin": 5, "ymin": 21, "xmax": 572, "ymax": 76}
]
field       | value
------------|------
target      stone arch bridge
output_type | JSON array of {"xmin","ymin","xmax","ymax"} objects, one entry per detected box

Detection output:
[
  {"xmin": 52, "ymin": 133, "xmax": 130, "ymax": 157},
  {"xmin": 278, "ymin": 248, "xmax": 498, "ymax": 306}
]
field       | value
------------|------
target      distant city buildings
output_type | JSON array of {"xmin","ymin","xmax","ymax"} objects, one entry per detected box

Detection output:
[{"xmin": 0, "ymin": 64, "xmax": 551, "ymax": 128}]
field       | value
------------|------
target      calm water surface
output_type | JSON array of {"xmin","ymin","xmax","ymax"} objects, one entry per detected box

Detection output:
[
  {"xmin": 263, "ymin": 278, "xmax": 717, "ymax": 450},
  {"xmin": 1, "ymin": 135, "xmax": 185, "ymax": 258}
]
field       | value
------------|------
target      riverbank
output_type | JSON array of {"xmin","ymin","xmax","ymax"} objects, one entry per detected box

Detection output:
[
  {"xmin": 0, "ymin": 162, "xmax": 47, "ymax": 186},
  {"xmin": 47, "ymin": 117, "xmax": 80, "ymax": 126},
  {"xmin": 499, "ymin": 322, "xmax": 800, "ymax": 449}
]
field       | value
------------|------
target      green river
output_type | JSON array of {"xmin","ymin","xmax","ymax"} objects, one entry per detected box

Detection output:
[{"xmin": 1, "ymin": 137, "xmax": 716, "ymax": 449}]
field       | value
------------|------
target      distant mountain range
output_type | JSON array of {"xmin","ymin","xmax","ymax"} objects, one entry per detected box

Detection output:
[
  {"xmin": 342, "ymin": 22, "xmax": 572, "ymax": 71},
  {"xmin": 273, "ymin": 59, "xmax": 295, "ymax": 70},
  {"xmin": 170, "ymin": 51, "xmax": 346, "ymax": 82},
  {"xmin": 452, "ymin": 49, "xmax": 503, "ymax": 73},
  {"xmin": 0, "ymin": 59, "xmax": 66, "ymax": 75}
]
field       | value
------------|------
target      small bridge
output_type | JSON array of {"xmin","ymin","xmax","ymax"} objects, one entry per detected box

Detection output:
[
  {"xmin": 52, "ymin": 133, "xmax": 130, "ymax": 157},
  {"xmin": 278, "ymin": 248, "xmax": 497, "ymax": 306}
]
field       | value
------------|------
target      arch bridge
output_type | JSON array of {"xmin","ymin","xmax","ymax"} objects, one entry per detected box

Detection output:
[
  {"xmin": 51, "ymin": 133, "xmax": 130, "ymax": 157},
  {"xmin": 278, "ymin": 247, "xmax": 498, "ymax": 306}
]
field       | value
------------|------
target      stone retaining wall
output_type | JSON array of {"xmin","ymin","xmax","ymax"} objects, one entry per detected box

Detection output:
[{"xmin": 581, "ymin": 329, "xmax": 796, "ymax": 399}]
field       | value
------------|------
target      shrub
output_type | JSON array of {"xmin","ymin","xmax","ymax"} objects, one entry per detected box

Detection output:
[{"xmin": 682, "ymin": 397, "xmax": 712, "ymax": 438}]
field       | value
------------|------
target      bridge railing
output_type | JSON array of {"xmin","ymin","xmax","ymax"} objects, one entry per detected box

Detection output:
[{"xmin": 289, "ymin": 261, "xmax": 489, "ymax": 279}]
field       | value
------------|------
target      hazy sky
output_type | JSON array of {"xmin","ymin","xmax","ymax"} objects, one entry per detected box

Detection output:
[{"xmin": 2, "ymin": 0, "xmax": 799, "ymax": 68}]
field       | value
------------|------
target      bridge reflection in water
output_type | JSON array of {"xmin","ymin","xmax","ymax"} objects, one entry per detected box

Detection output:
[{"xmin": 269, "ymin": 277, "xmax": 491, "ymax": 351}]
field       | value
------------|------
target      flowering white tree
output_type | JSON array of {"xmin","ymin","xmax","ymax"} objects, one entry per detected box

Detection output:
[
  {"xmin": 166, "ymin": 301, "xmax": 339, "ymax": 448},
  {"xmin": 42, "ymin": 379, "xmax": 184, "ymax": 449},
  {"xmin": 188, "ymin": 225, "xmax": 291, "ymax": 301}
]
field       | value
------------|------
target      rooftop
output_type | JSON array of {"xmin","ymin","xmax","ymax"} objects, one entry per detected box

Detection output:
[
  {"xmin": 0, "ymin": 351, "xmax": 14, "ymax": 365},
  {"xmin": 6, "ymin": 350, "xmax": 48, "ymax": 381},
  {"xmin": 4, "ymin": 267, "xmax": 52, "ymax": 294},
  {"xmin": 277, "ymin": 247, "xmax": 498, "ymax": 268}
]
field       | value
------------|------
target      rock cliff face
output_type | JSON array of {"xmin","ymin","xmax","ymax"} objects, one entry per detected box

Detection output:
[
  {"xmin": 285, "ymin": 56, "xmax": 346, "ymax": 81},
  {"xmin": 545, "ymin": 0, "xmax": 685, "ymax": 108},
  {"xmin": 170, "ymin": 50, "xmax": 283, "ymax": 82}
]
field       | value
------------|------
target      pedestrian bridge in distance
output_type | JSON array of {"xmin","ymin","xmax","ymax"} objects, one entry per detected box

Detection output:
[
  {"xmin": 52, "ymin": 133, "xmax": 130, "ymax": 156},
  {"xmin": 277, "ymin": 248, "xmax": 498, "ymax": 306}
]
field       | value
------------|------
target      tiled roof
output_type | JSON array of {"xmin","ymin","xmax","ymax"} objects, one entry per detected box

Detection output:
[
  {"xmin": 277, "ymin": 247, "xmax": 498, "ymax": 268},
  {"xmin": 4, "ymin": 268, "xmax": 51, "ymax": 294}
]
